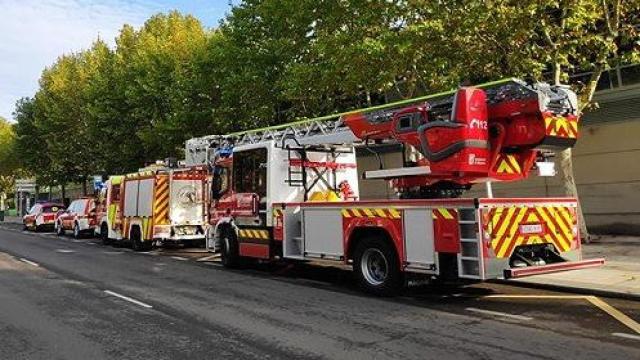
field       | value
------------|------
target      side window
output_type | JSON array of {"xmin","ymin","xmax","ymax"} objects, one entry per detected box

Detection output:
[
  {"xmin": 31, "ymin": 205, "xmax": 40, "ymax": 214},
  {"xmin": 110, "ymin": 185, "xmax": 121, "ymax": 202},
  {"xmin": 233, "ymin": 148, "xmax": 268, "ymax": 198},
  {"xmin": 69, "ymin": 201, "xmax": 79, "ymax": 213},
  {"xmin": 395, "ymin": 112, "xmax": 424, "ymax": 133}
]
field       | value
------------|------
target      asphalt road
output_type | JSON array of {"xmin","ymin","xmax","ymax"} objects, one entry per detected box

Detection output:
[{"xmin": 0, "ymin": 224, "xmax": 639, "ymax": 360}]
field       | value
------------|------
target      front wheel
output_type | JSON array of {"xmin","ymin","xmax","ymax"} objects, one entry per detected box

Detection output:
[
  {"xmin": 220, "ymin": 228, "xmax": 240, "ymax": 268},
  {"xmin": 353, "ymin": 236, "xmax": 402, "ymax": 296},
  {"xmin": 56, "ymin": 222, "xmax": 65, "ymax": 236},
  {"xmin": 100, "ymin": 223, "xmax": 111, "ymax": 245},
  {"xmin": 131, "ymin": 228, "xmax": 151, "ymax": 252},
  {"xmin": 73, "ymin": 223, "xmax": 81, "ymax": 239}
]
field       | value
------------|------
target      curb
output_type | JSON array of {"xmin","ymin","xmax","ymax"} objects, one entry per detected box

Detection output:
[{"xmin": 494, "ymin": 279, "xmax": 640, "ymax": 302}]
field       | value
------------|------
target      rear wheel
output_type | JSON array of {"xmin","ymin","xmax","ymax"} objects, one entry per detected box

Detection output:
[
  {"xmin": 220, "ymin": 227, "xmax": 240, "ymax": 268},
  {"xmin": 353, "ymin": 236, "xmax": 402, "ymax": 296},
  {"xmin": 131, "ymin": 227, "xmax": 151, "ymax": 252},
  {"xmin": 131, "ymin": 227, "xmax": 142, "ymax": 251},
  {"xmin": 100, "ymin": 223, "xmax": 111, "ymax": 245}
]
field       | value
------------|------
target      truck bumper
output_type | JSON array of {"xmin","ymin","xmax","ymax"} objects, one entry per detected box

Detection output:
[{"xmin": 503, "ymin": 258, "xmax": 605, "ymax": 279}]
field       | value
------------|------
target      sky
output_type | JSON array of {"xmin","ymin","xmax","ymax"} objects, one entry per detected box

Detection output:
[{"xmin": 0, "ymin": 0, "xmax": 234, "ymax": 122}]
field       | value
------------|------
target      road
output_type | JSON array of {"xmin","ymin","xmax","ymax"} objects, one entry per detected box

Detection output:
[{"xmin": 0, "ymin": 224, "xmax": 639, "ymax": 360}]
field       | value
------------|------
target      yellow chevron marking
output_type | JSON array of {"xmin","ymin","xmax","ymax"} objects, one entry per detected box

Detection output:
[
  {"xmin": 351, "ymin": 208, "xmax": 362, "ymax": 217},
  {"xmin": 493, "ymin": 207, "xmax": 517, "ymax": 244},
  {"xmin": 497, "ymin": 207, "xmax": 528, "ymax": 258},
  {"xmin": 341, "ymin": 209, "xmax": 352, "ymax": 218},
  {"xmin": 261, "ymin": 230, "xmax": 269, "ymax": 239},
  {"xmin": 388, "ymin": 208, "xmax": 401, "ymax": 219},
  {"xmin": 439, "ymin": 208, "xmax": 454, "ymax": 220},
  {"xmin": 536, "ymin": 207, "xmax": 568, "ymax": 251},
  {"xmin": 507, "ymin": 155, "xmax": 521, "ymax": 173},
  {"xmin": 496, "ymin": 159, "xmax": 513, "ymax": 174},
  {"xmin": 554, "ymin": 207, "xmax": 572, "ymax": 239},
  {"xmin": 375, "ymin": 209, "xmax": 387, "ymax": 218},
  {"xmin": 363, "ymin": 208, "xmax": 374, "ymax": 217}
]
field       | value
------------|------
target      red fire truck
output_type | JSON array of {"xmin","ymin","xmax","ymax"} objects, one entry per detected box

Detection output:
[{"xmin": 186, "ymin": 78, "xmax": 603, "ymax": 295}]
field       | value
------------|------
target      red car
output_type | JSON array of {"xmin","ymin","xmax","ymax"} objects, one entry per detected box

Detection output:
[
  {"xmin": 22, "ymin": 202, "xmax": 64, "ymax": 232},
  {"xmin": 55, "ymin": 197, "xmax": 98, "ymax": 238}
]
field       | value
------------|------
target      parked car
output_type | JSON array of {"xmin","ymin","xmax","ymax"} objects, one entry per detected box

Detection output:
[
  {"xmin": 55, "ymin": 197, "xmax": 98, "ymax": 238},
  {"xmin": 22, "ymin": 202, "xmax": 64, "ymax": 232}
]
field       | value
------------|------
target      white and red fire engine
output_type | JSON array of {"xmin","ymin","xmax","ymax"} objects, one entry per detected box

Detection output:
[{"xmin": 186, "ymin": 78, "xmax": 604, "ymax": 295}]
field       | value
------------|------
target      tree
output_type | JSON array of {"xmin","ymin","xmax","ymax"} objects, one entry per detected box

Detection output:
[
  {"xmin": 467, "ymin": 0, "xmax": 639, "ymax": 240},
  {"xmin": 0, "ymin": 116, "xmax": 18, "ymax": 210}
]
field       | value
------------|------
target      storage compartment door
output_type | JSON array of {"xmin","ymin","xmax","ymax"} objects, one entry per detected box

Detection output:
[
  {"xmin": 123, "ymin": 180, "xmax": 139, "ymax": 217},
  {"xmin": 302, "ymin": 208, "xmax": 344, "ymax": 259},
  {"xmin": 137, "ymin": 178, "xmax": 154, "ymax": 217},
  {"xmin": 403, "ymin": 209, "xmax": 435, "ymax": 268}
]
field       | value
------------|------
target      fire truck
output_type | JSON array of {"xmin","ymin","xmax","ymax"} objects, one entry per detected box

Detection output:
[
  {"xmin": 186, "ymin": 78, "xmax": 604, "ymax": 295},
  {"xmin": 97, "ymin": 163, "xmax": 208, "ymax": 251}
]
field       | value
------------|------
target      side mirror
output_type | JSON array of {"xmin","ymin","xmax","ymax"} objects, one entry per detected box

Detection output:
[{"xmin": 211, "ymin": 171, "xmax": 223, "ymax": 200}]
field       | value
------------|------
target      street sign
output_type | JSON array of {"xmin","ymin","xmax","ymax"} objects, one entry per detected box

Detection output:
[{"xmin": 15, "ymin": 179, "xmax": 36, "ymax": 192}]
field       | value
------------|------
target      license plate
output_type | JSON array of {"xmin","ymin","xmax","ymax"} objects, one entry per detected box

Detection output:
[{"xmin": 520, "ymin": 224, "xmax": 543, "ymax": 234}]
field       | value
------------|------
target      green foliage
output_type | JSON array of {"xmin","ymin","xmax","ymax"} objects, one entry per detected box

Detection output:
[
  {"xmin": 13, "ymin": 3, "xmax": 639, "ymax": 188},
  {"xmin": 0, "ymin": 116, "xmax": 18, "ymax": 194}
]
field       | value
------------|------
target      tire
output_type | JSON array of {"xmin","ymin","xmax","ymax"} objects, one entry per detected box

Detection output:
[
  {"xmin": 56, "ymin": 222, "xmax": 65, "ymax": 236},
  {"xmin": 73, "ymin": 222, "xmax": 81, "ymax": 239},
  {"xmin": 130, "ymin": 227, "xmax": 142, "ymax": 251},
  {"xmin": 353, "ymin": 236, "xmax": 402, "ymax": 296},
  {"xmin": 100, "ymin": 223, "xmax": 111, "ymax": 245},
  {"xmin": 220, "ymin": 227, "xmax": 240, "ymax": 268},
  {"xmin": 130, "ymin": 227, "xmax": 152, "ymax": 252}
]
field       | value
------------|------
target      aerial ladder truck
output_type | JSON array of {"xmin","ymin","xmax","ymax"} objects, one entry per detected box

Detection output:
[{"xmin": 186, "ymin": 78, "xmax": 604, "ymax": 295}]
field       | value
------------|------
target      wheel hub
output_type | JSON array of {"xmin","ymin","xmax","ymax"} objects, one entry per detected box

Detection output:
[{"xmin": 361, "ymin": 248, "xmax": 389, "ymax": 286}]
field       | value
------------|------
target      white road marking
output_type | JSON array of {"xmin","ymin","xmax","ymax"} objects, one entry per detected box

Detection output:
[
  {"xmin": 612, "ymin": 333, "xmax": 640, "ymax": 341},
  {"xmin": 102, "ymin": 251, "xmax": 124, "ymax": 255},
  {"xmin": 171, "ymin": 256, "xmax": 188, "ymax": 261},
  {"xmin": 196, "ymin": 255, "xmax": 220, "ymax": 262},
  {"xmin": 19, "ymin": 258, "xmax": 40, "ymax": 267},
  {"xmin": 103, "ymin": 290, "xmax": 153, "ymax": 309},
  {"xmin": 72, "ymin": 239, "xmax": 84, "ymax": 243},
  {"xmin": 465, "ymin": 307, "xmax": 533, "ymax": 321},
  {"xmin": 55, "ymin": 249, "xmax": 75, "ymax": 253},
  {"xmin": 86, "ymin": 242, "xmax": 97, "ymax": 245}
]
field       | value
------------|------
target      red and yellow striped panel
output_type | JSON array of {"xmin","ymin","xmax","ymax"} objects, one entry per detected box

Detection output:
[
  {"xmin": 341, "ymin": 207, "xmax": 402, "ymax": 219},
  {"xmin": 432, "ymin": 208, "xmax": 457, "ymax": 220},
  {"xmin": 493, "ymin": 154, "xmax": 522, "ymax": 175},
  {"xmin": 238, "ymin": 229, "xmax": 270, "ymax": 240},
  {"xmin": 545, "ymin": 116, "xmax": 578, "ymax": 139},
  {"xmin": 272, "ymin": 208, "xmax": 284, "ymax": 218},
  {"xmin": 485, "ymin": 206, "xmax": 576, "ymax": 258},
  {"xmin": 153, "ymin": 175, "xmax": 170, "ymax": 225}
]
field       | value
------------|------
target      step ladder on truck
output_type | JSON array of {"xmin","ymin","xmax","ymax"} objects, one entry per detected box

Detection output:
[{"xmin": 185, "ymin": 78, "xmax": 604, "ymax": 295}]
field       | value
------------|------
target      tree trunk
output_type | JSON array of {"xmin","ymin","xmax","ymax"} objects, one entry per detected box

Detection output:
[
  {"xmin": 82, "ymin": 177, "xmax": 88, "ymax": 196},
  {"xmin": 61, "ymin": 184, "xmax": 66, "ymax": 205},
  {"xmin": 559, "ymin": 148, "xmax": 589, "ymax": 241}
]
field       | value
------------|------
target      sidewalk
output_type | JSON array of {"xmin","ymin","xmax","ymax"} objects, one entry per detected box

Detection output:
[
  {"xmin": 1, "ymin": 216, "xmax": 22, "ymax": 225},
  {"xmin": 507, "ymin": 236, "xmax": 640, "ymax": 300}
]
